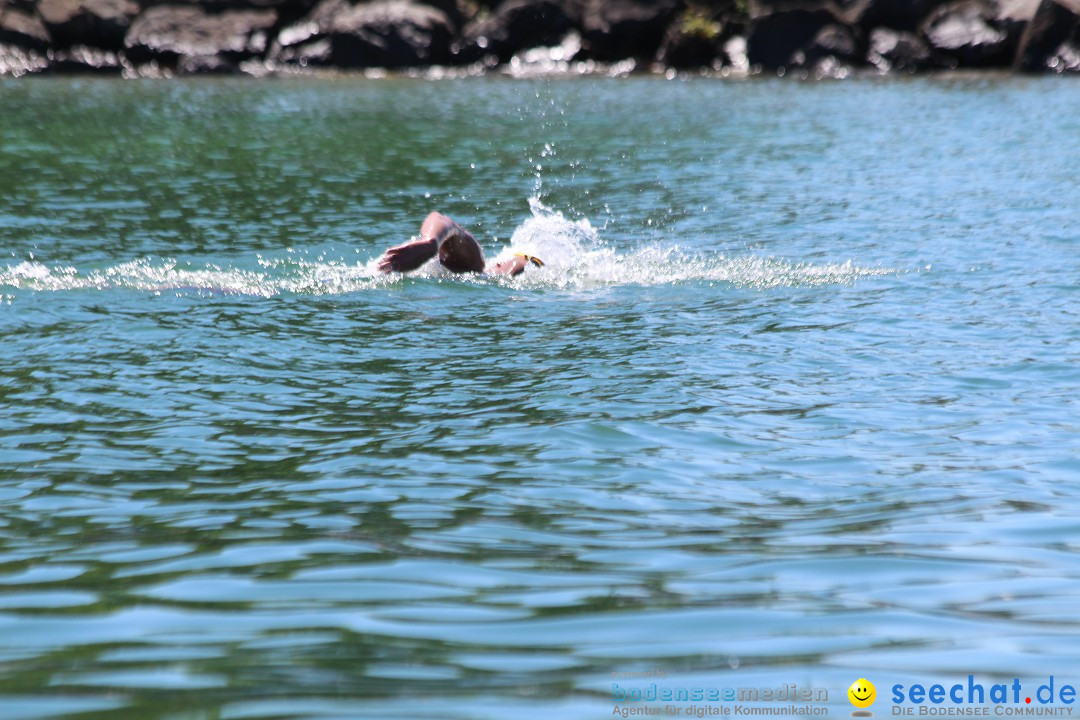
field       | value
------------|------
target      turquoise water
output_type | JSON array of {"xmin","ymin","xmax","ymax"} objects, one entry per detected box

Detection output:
[{"xmin": 1, "ymin": 74, "xmax": 1079, "ymax": 720}]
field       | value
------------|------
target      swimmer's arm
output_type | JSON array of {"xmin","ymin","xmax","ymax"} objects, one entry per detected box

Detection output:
[
  {"xmin": 378, "ymin": 212, "xmax": 472, "ymax": 273},
  {"xmin": 376, "ymin": 237, "xmax": 438, "ymax": 273}
]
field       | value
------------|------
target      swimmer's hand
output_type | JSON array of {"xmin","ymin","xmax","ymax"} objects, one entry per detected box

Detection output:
[{"xmin": 376, "ymin": 238, "xmax": 438, "ymax": 273}]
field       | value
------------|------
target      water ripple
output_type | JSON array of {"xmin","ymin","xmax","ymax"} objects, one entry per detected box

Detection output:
[{"xmin": 1, "ymin": 75, "xmax": 1079, "ymax": 720}]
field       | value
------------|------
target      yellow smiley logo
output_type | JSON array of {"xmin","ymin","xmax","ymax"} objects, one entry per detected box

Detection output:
[{"xmin": 848, "ymin": 678, "xmax": 876, "ymax": 709}]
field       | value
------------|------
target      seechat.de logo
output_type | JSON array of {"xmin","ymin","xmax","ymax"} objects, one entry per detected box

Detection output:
[{"xmin": 849, "ymin": 678, "xmax": 877, "ymax": 717}]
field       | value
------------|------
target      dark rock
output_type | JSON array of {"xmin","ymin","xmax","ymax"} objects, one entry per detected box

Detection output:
[
  {"xmin": 328, "ymin": 0, "xmax": 454, "ymax": 67},
  {"xmin": 215, "ymin": 0, "xmax": 332, "ymax": 31},
  {"xmin": 0, "ymin": 2, "xmax": 51, "ymax": 50},
  {"xmin": 798, "ymin": 22, "xmax": 861, "ymax": 63},
  {"xmin": 267, "ymin": 0, "xmax": 340, "ymax": 67},
  {"xmin": 416, "ymin": 0, "xmax": 469, "ymax": 29},
  {"xmin": 849, "ymin": 0, "xmax": 954, "ymax": 33},
  {"xmin": 124, "ymin": 5, "xmax": 278, "ymax": 69},
  {"xmin": 459, "ymin": 0, "xmax": 581, "ymax": 64},
  {"xmin": 167, "ymin": 0, "xmax": 321, "ymax": 30},
  {"xmin": 0, "ymin": 0, "xmax": 38, "ymax": 11},
  {"xmin": 581, "ymin": 0, "xmax": 681, "ymax": 62},
  {"xmin": 282, "ymin": 0, "xmax": 347, "ymax": 33},
  {"xmin": 866, "ymin": 25, "xmax": 932, "ymax": 69},
  {"xmin": 921, "ymin": 0, "xmax": 1012, "ymax": 65},
  {"xmin": 273, "ymin": 0, "xmax": 454, "ymax": 68},
  {"xmin": 155, "ymin": 0, "xmax": 316, "ymax": 11},
  {"xmin": 268, "ymin": 36, "xmax": 332, "ymax": 66},
  {"xmin": 38, "ymin": 0, "xmax": 140, "ymax": 50},
  {"xmin": 991, "ymin": 0, "xmax": 1041, "ymax": 63},
  {"xmin": 0, "ymin": 41, "xmax": 48, "ymax": 74},
  {"xmin": 47, "ymin": 43, "xmax": 122, "ymax": 72},
  {"xmin": 177, "ymin": 52, "xmax": 238, "ymax": 72},
  {"xmin": 996, "ymin": 0, "xmax": 1042, "ymax": 25},
  {"xmin": 1014, "ymin": 0, "xmax": 1080, "ymax": 71},
  {"xmin": 656, "ymin": 5, "xmax": 726, "ymax": 68},
  {"xmin": 746, "ymin": 4, "xmax": 839, "ymax": 69},
  {"xmin": 1044, "ymin": 31, "xmax": 1080, "ymax": 70},
  {"xmin": 779, "ymin": 21, "xmax": 865, "ymax": 76}
]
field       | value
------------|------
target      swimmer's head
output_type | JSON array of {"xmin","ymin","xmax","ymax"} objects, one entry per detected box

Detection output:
[
  {"xmin": 514, "ymin": 253, "xmax": 544, "ymax": 268},
  {"xmin": 437, "ymin": 230, "xmax": 485, "ymax": 273}
]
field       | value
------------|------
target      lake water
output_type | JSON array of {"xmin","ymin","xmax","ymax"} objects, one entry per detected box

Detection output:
[{"xmin": 1, "ymin": 73, "xmax": 1079, "ymax": 720}]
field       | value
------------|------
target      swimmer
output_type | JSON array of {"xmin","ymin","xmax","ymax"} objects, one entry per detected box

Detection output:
[{"xmin": 376, "ymin": 212, "xmax": 543, "ymax": 276}]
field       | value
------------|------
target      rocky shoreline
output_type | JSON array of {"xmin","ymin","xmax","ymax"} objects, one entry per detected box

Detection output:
[{"xmin": 1, "ymin": 0, "xmax": 1078, "ymax": 78}]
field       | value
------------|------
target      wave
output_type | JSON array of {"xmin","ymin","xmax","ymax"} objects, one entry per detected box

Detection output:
[{"xmin": 1, "ymin": 199, "xmax": 897, "ymax": 297}]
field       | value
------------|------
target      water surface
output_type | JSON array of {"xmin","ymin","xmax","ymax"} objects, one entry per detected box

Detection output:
[{"xmin": 1, "ymin": 74, "xmax": 1079, "ymax": 720}]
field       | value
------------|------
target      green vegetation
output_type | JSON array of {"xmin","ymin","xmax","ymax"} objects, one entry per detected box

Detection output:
[{"xmin": 680, "ymin": 5, "xmax": 723, "ymax": 40}]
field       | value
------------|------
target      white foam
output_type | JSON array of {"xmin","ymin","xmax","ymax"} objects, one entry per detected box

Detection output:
[
  {"xmin": 0, "ymin": 256, "xmax": 389, "ymax": 297},
  {"xmin": 485, "ymin": 198, "xmax": 894, "ymax": 290},
  {"xmin": 2, "ymin": 200, "xmax": 896, "ymax": 296}
]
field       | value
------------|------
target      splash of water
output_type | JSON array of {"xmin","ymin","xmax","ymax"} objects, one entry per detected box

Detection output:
[
  {"xmin": 483, "ymin": 198, "xmax": 896, "ymax": 290},
  {"xmin": 1, "ymin": 200, "xmax": 897, "ymax": 297}
]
